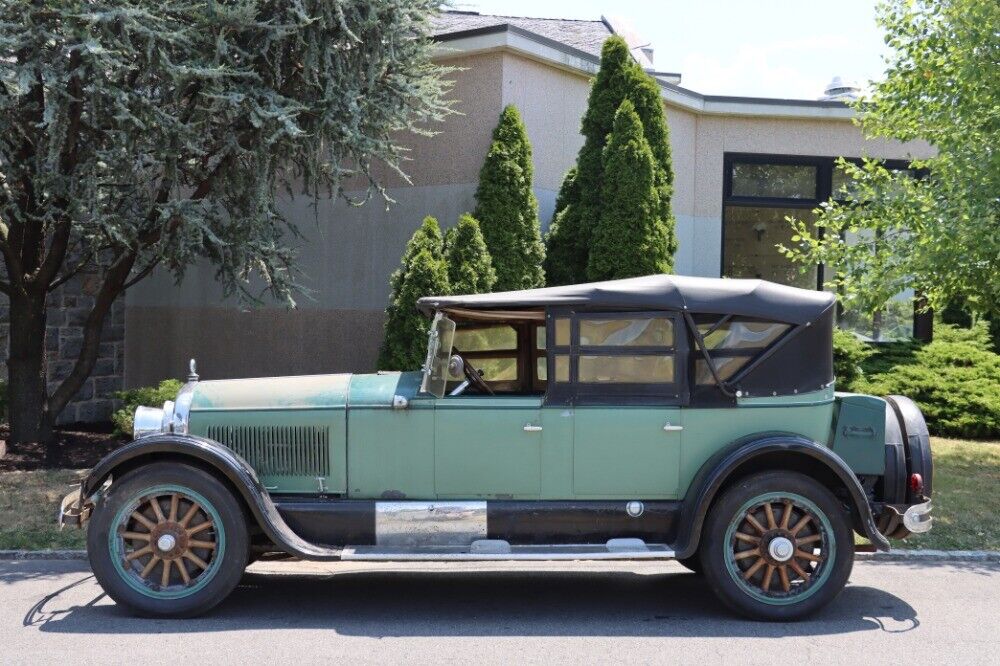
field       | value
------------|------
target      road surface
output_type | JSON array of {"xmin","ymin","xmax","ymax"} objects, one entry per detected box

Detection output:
[{"xmin": 2, "ymin": 558, "xmax": 998, "ymax": 664}]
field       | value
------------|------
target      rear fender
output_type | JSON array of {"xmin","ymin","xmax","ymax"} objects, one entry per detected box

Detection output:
[
  {"xmin": 79, "ymin": 434, "xmax": 342, "ymax": 560},
  {"xmin": 674, "ymin": 434, "xmax": 890, "ymax": 558}
]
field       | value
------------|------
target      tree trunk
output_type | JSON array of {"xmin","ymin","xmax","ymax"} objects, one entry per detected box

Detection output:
[{"xmin": 7, "ymin": 291, "xmax": 53, "ymax": 451}]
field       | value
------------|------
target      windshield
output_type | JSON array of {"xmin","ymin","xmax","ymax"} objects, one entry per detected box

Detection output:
[{"xmin": 420, "ymin": 312, "xmax": 456, "ymax": 398}]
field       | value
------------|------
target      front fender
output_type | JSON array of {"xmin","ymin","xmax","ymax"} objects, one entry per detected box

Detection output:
[
  {"xmin": 80, "ymin": 434, "xmax": 342, "ymax": 560},
  {"xmin": 674, "ymin": 434, "xmax": 890, "ymax": 558}
]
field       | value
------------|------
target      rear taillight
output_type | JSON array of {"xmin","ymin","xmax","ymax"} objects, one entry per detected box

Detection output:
[{"xmin": 909, "ymin": 473, "xmax": 924, "ymax": 494}]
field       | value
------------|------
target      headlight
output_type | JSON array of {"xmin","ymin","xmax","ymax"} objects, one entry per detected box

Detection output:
[{"xmin": 133, "ymin": 405, "xmax": 166, "ymax": 439}]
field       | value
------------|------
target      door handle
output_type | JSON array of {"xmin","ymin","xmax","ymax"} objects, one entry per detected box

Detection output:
[
  {"xmin": 663, "ymin": 423, "xmax": 684, "ymax": 432},
  {"xmin": 523, "ymin": 424, "xmax": 543, "ymax": 432}
]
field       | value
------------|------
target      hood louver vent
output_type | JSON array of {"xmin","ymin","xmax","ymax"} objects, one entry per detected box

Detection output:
[{"xmin": 206, "ymin": 425, "xmax": 330, "ymax": 478}]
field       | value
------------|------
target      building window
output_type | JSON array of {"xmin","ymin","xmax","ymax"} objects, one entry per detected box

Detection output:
[{"xmin": 722, "ymin": 153, "xmax": 927, "ymax": 341}]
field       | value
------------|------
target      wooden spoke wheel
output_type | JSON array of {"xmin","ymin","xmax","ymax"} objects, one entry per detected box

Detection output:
[
  {"xmin": 117, "ymin": 490, "xmax": 220, "ymax": 592},
  {"xmin": 727, "ymin": 495, "xmax": 831, "ymax": 600}
]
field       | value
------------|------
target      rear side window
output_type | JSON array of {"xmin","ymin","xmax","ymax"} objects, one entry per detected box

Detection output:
[{"xmin": 694, "ymin": 317, "xmax": 790, "ymax": 385}]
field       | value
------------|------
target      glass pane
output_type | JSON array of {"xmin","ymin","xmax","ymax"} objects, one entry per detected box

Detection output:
[
  {"xmin": 555, "ymin": 355, "xmax": 570, "ymax": 382},
  {"xmin": 536, "ymin": 357, "xmax": 547, "ymax": 381},
  {"xmin": 578, "ymin": 355, "xmax": 674, "ymax": 383},
  {"xmin": 831, "ymin": 163, "xmax": 860, "ymax": 201},
  {"xmin": 454, "ymin": 325, "xmax": 517, "ymax": 352},
  {"xmin": 731, "ymin": 163, "xmax": 816, "ymax": 199},
  {"xmin": 535, "ymin": 326, "xmax": 546, "ymax": 349},
  {"xmin": 579, "ymin": 318, "xmax": 673, "ymax": 347},
  {"xmin": 554, "ymin": 318, "xmax": 570, "ymax": 346},
  {"xmin": 695, "ymin": 356, "xmax": 752, "ymax": 384},
  {"xmin": 840, "ymin": 297, "xmax": 914, "ymax": 342},
  {"xmin": 723, "ymin": 206, "xmax": 818, "ymax": 289},
  {"xmin": 469, "ymin": 357, "xmax": 518, "ymax": 381},
  {"xmin": 699, "ymin": 320, "xmax": 789, "ymax": 350},
  {"xmin": 420, "ymin": 313, "xmax": 457, "ymax": 398}
]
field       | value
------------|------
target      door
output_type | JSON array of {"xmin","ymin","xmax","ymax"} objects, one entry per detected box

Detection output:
[
  {"xmin": 573, "ymin": 407, "xmax": 682, "ymax": 497},
  {"xmin": 434, "ymin": 395, "xmax": 543, "ymax": 498}
]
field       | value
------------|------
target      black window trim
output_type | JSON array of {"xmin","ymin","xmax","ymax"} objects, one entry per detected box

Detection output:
[{"xmin": 544, "ymin": 309, "xmax": 689, "ymax": 406}]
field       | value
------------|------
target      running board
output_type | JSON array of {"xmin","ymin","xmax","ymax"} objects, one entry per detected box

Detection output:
[{"xmin": 340, "ymin": 538, "xmax": 675, "ymax": 561}]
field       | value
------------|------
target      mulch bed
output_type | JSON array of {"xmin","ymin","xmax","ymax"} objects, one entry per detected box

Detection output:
[{"xmin": 0, "ymin": 423, "xmax": 127, "ymax": 472}]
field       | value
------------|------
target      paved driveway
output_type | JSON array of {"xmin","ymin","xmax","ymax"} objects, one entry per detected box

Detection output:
[{"xmin": 3, "ymin": 558, "xmax": 998, "ymax": 664}]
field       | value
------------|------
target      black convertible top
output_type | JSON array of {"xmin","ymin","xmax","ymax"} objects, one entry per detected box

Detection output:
[{"xmin": 417, "ymin": 275, "xmax": 835, "ymax": 325}]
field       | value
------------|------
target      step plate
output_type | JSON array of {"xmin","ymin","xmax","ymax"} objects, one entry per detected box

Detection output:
[{"xmin": 340, "ymin": 539, "xmax": 675, "ymax": 562}]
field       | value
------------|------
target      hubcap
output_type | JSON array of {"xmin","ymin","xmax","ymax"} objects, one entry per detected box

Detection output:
[
  {"xmin": 156, "ymin": 534, "xmax": 177, "ymax": 552},
  {"xmin": 768, "ymin": 536, "xmax": 794, "ymax": 562}
]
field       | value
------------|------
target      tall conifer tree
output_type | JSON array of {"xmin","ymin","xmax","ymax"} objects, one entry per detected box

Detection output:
[{"xmin": 444, "ymin": 214, "xmax": 496, "ymax": 294}]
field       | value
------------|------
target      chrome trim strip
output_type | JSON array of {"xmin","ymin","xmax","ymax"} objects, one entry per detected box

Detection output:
[
  {"xmin": 341, "ymin": 541, "xmax": 676, "ymax": 561},
  {"xmin": 374, "ymin": 501, "xmax": 487, "ymax": 547}
]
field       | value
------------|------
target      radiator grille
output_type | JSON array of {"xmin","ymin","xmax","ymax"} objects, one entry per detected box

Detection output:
[{"xmin": 206, "ymin": 425, "xmax": 330, "ymax": 478}]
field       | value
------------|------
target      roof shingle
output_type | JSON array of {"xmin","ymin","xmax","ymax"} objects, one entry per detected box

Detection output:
[{"xmin": 432, "ymin": 10, "xmax": 611, "ymax": 59}]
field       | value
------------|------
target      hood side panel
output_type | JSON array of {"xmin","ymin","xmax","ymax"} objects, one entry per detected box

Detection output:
[{"xmin": 190, "ymin": 374, "xmax": 352, "ymax": 411}]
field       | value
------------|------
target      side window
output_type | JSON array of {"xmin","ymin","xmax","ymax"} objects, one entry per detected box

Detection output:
[
  {"xmin": 452, "ymin": 325, "xmax": 519, "ymax": 383},
  {"xmin": 694, "ymin": 318, "xmax": 790, "ymax": 384},
  {"xmin": 546, "ymin": 312, "xmax": 685, "ymax": 404}
]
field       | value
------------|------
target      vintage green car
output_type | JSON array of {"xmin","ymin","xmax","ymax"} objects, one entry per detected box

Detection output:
[{"xmin": 63, "ymin": 275, "xmax": 933, "ymax": 620}]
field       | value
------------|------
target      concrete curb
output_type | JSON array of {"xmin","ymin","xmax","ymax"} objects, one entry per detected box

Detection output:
[{"xmin": 1, "ymin": 549, "xmax": 999, "ymax": 563}]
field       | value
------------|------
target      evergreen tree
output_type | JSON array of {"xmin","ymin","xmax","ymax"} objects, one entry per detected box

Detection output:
[
  {"xmin": 445, "ymin": 214, "xmax": 496, "ymax": 294},
  {"xmin": 473, "ymin": 105, "xmax": 546, "ymax": 291},
  {"xmin": 587, "ymin": 101, "xmax": 671, "ymax": 281},
  {"xmin": 546, "ymin": 36, "xmax": 677, "ymax": 285},
  {"xmin": 378, "ymin": 218, "xmax": 450, "ymax": 370}
]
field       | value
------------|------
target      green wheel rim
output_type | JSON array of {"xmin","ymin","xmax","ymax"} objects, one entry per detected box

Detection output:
[
  {"xmin": 723, "ymin": 491, "xmax": 835, "ymax": 606},
  {"xmin": 109, "ymin": 484, "xmax": 226, "ymax": 600}
]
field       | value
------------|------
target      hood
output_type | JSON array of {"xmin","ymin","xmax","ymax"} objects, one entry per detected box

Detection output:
[
  {"xmin": 188, "ymin": 371, "xmax": 427, "ymax": 412},
  {"xmin": 190, "ymin": 373, "xmax": 353, "ymax": 411}
]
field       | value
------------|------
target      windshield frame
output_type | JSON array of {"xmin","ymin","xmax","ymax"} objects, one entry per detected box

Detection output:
[{"xmin": 420, "ymin": 311, "xmax": 456, "ymax": 398}]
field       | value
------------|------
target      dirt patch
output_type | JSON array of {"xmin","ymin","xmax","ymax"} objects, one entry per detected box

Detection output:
[{"xmin": 0, "ymin": 424, "xmax": 127, "ymax": 472}]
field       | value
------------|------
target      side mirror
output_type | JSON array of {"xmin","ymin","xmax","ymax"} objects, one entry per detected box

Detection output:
[{"xmin": 448, "ymin": 354, "xmax": 464, "ymax": 378}]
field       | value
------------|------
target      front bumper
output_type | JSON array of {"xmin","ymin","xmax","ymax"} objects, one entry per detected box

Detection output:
[{"xmin": 901, "ymin": 500, "xmax": 933, "ymax": 534}]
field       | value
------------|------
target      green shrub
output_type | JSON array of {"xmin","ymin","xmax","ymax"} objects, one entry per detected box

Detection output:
[
  {"xmin": 832, "ymin": 328, "xmax": 875, "ymax": 392},
  {"xmin": 854, "ymin": 323, "xmax": 1000, "ymax": 439},
  {"xmin": 111, "ymin": 379, "xmax": 184, "ymax": 437},
  {"xmin": 473, "ymin": 105, "xmax": 545, "ymax": 291}
]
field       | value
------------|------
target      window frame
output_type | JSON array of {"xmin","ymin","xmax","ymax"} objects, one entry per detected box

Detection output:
[{"xmin": 544, "ymin": 309, "xmax": 689, "ymax": 406}]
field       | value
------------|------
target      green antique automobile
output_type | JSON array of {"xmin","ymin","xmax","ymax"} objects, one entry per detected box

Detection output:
[{"xmin": 63, "ymin": 275, "xmax": 933, "ymax": 620}]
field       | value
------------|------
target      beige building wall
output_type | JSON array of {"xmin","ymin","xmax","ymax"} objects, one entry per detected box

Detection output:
[{"xmin": 124, "ymin": 46, "xmax": 936, "ymax": 388}]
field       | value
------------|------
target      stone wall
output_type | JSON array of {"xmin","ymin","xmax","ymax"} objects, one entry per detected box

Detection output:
[{"xmin": 0, "ymin": 273, "xmax": 126, "ymax": 425}]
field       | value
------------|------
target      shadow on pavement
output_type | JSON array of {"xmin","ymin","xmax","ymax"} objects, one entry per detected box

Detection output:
[{"xmin": 25, "ymin": 567, "xmax": 920, "ymax": 637}]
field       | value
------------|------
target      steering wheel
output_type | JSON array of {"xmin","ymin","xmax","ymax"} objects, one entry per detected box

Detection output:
[{"xmin": 461, "ymin": 356, "xmax": 495, "ymax": 395}]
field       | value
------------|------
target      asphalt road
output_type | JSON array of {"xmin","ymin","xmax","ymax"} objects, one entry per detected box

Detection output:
[{"xmin": 3, "ymin": 558, "xmax": 998, "ymax": 664}]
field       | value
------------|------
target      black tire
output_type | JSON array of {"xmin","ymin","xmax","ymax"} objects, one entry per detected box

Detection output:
[
  {"xmin": 700, "ymin": 471, "xmax": 854, "ymax": 621},
  {"xmin": 676, "ymin": 552, "xmax": 703, "ymax": 575},
  {"xmin": 87, "ymin": 462, "xmax": 249, "ymax": 618}
]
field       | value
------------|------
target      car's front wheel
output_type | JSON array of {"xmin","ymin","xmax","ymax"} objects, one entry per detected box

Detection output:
[
  {"xmin": 700, "ymin": 471, "xmax": 854, "ymax": 621},
  {"xmin": 87, "ymin": 462, "xmax": 249, "ymax": 617}
]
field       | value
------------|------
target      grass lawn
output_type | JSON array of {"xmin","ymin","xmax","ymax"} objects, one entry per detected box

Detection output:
[{"xmin": 1, "ymin": 437, "xmax": 997, "ymax": 552}]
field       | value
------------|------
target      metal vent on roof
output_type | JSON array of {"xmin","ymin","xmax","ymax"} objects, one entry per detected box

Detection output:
[{"xmin": 207, "ymin": 425, "xmax": 330, "ymax": 478}]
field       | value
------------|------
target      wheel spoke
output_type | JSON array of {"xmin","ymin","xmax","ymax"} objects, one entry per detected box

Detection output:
[
  {"xmin": 744, "ymin": 513, "xmax": 767, "ymax": 534},
  {"xmin": 790, "ymin": 514, "xmax": 812, "ymax": 536},
  {"xmin": 126, "ymin": 545, "xmax": 153, "ymax": 562},
  {"xmin": 734, "ymin": 531, "xmax": 760, "ymax": 545},
  {"xmin": 188, "ymin": 539, "xmax": 217, "ymax": 551},
  {"xmin": 743, "ymin": 557, "xmax": 767, "ymax": 580},
  {"xmin": 789, "ymin": 559, "xmax": 811, "ymax": 581},
  {"xmin": 762, "ymin": 564, "xmax": 776, "ymax": 592},
  {"xmin": 796, "ymin": 533, "xmax": 822, "ymax": 546},
  {"xmin": 140, "ymin": 556, "xmax": 160, "ymax": 579},
  {"xmin": 778, "ymin": 565, "xmax": 791, "ymax": 592},
  {"xmin": 122, "ymin": 531, "xmax": 151, "ymax": 541},
  {"xmin": 149, "ymin": 497, "xmax": 166, "ymax": 523},
  {"xmin": 177, "ymin": 560, "xmax": 191, "ymax": 585},
  {"xmin": 131, "ymin": 511, "xmax": 156, "ymax": 531},
  {"xmin": 734, "ymin": 548, "xmax": 760, "ymax": 561},
  {"xmin": 795, "ymin": 549, "xmax": 824, "ymax": 562},
  {"xmin": 764, "ymin": 503, "xmax": 777, "ymax": 530},
  {"xmin": 780, "ymin": 501, "xmax": 792, "ymax": 530},
  {"xmin": 187, "ymin": 520, "xmax": 214, "ymax": 536},
  {"xmin": 160, "ymin": 559, "xmax": 172, "ymax": 588},
  {"xmin": 183, "ymin": 551, "xmax": 209, "ymax": 571},
  {"xmin": 169, "ymin": 494, "xmax": 179, "ymax": 522},
  {"xmin": 179, "ymin": 502, "xmax": 200, "ymax": 528}
]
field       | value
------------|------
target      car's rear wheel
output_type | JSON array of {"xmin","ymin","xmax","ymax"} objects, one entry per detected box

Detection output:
[
  {"xmin": 88, "ymin": 462, "xmax": 248, "ymax": 617},
  {"xmin": 700, "ymin": 471, "xmax": 853, "ymax": 621}
]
